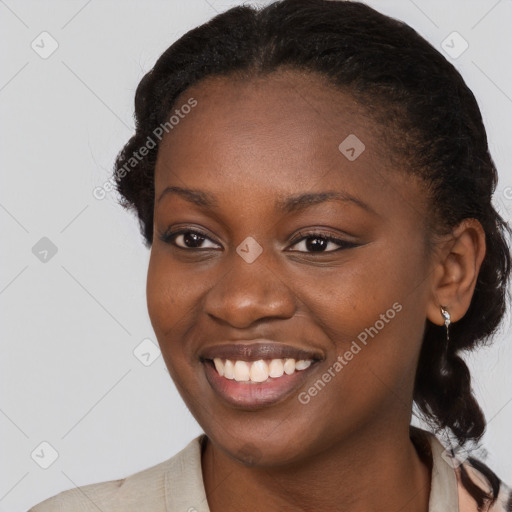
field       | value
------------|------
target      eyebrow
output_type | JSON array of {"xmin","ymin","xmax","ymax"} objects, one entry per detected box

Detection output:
[
  {"xmin": 157, "ymin": 186, "xmax": 376, "ymax": 215},
  {"xmin": 158, "ymin": 186, "xmax": 217, "ymax": 208}
]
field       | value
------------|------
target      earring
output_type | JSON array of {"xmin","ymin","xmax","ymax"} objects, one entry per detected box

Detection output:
[
  {"xmin": 439, "ymin": 306, "xmax": 452, "ymax": 376},
  {"xmin": 440, "ymin": 305, "xmax": 451, "ymax": 342}
]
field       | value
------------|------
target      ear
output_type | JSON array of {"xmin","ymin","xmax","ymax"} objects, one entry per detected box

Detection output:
[{"xmin": 426, "ymin": 218, "xmax": 486, "ymax": 326}]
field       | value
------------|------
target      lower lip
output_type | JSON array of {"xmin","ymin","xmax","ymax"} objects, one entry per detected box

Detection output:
[{"xmin": 202, "ymin": 360, "xmax": 317, "ymax": 409}]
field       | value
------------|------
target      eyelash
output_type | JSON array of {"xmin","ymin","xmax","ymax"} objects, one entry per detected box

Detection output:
[{"xmin": 158, "ymin": 228, "xmax": 357, "ymax": 253}]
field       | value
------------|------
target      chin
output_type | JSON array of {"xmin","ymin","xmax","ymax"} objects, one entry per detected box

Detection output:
[{"xmin": 203, "ymin": 420, "xmax": 322, "ymax": 468}]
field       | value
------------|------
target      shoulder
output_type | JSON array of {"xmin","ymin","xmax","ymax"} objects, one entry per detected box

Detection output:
[
  {"xmin": 412, "ymin": 427, "xmax": 512, "ymax": 512},
  {"xmin": 455, "ymin": 456, "xmax": 512, "ymax": 512},
  {"xmin": 28, "ymin": 435, "xmax": 205, "ymax": 512},
  {"xmin": 28, "ymin": 458, "xmax": 170, "ymax": 512}
]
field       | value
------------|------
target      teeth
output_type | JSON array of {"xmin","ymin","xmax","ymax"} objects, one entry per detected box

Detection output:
[
  {"xmin": 224, "ymin": 359, "xmax": 235, "ymax": 379},
  {"xmin": 250, "ymin": 360, "xmax": 269, "ymax": 382},
  {"xmin": 283, "ymin": 358, "xmax": 295, "ymax": 375},
  {"xmin": 213, "ymin": 358, "xmax": 224, "ymax": 377},
  {"xmin": 211, "ymin": 357, "xmax": 313, "ymax": 382},
  {"xmin": 269, "ymin": 359, "xmax": 284, "ymax": 378},
  {"xmin": 234, "ymin": 361, "xmax": 250, "ymax": 381},
  {"xmin": 295, "ymin": 359, "xmax": 312, "ymax": 370}
]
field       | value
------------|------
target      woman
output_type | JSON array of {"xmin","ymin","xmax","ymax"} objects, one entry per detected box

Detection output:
[{"xmin": 30, "ymin": 0, "xmax": 512, "ymax": 510}]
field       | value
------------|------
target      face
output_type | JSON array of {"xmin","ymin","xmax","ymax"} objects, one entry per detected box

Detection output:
[{"xmin": 147, "ymin": 70, "xmax": 435, "ymax": 466}]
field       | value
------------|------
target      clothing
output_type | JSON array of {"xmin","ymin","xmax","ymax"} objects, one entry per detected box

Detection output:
[{"xmin": 29, "ymin": 429, "xmax": 511, "ymax": 511}]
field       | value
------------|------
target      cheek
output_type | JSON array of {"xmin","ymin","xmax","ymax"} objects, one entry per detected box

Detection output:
[
  {"xmin": 146, "ymin": 250, "xmax": 200, "ymax": 332},
  {"xmin": 294, "ymin": 240, "xmax": 429, "ymax": 401},
  {"xmin": 146, "ymin": 252, "xmax": 204, "ymax": 399},
  {"xmin": 146, "ymin": 251, "xmax": 205, "ymax": 382},
  {"xmin": 293, "ymin": 238, "xmax": 425, "ymax": 340}
]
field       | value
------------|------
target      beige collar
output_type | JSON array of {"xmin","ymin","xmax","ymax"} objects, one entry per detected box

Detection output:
[{"xmin": 423, "ymin": 431, "xmax": 460, "ymax": 511}]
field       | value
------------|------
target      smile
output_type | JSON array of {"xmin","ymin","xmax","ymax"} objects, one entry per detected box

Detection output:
[{"xmin": 199, "ymin": 341, "xmax": 323, "ymax": 408}]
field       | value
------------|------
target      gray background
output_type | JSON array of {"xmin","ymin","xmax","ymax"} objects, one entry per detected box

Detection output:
[{"xmin": 1, "ymin": 1, "xmax": 511, "ymax": 510}]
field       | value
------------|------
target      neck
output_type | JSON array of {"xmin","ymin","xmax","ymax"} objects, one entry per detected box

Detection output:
[{"xmin": 202, "ymin": 422, "xmax": 432, "ymax": 512}]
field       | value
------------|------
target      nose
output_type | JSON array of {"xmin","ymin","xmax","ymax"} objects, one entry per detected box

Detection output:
[{"xmin": 204, "ymin": 249, "xmax": 296, "ymax": 329}]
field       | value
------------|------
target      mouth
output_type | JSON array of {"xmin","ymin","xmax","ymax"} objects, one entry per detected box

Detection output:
[{"xmin": 199, "ymin": 341, "xmax": 323, "ymax": 409}]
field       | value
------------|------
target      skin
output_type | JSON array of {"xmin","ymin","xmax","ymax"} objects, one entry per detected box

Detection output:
[{"xmin": 146, "ymin": 70, "xmax": 486, "ymax": 512}]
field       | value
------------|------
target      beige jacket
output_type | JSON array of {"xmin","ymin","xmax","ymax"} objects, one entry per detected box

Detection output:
[{"xmin": 29, "ymin": 430, "xmax": 511, "ymax": 511}]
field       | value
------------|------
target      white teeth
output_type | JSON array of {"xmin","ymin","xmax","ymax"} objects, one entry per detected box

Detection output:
[
  {"xmin": 250, "ymin": 359, "xmax": 269, "ymax": 382},
  {"xmin": 283, "ymin": 358, "xmax": 296, "ymax": 375},
  {"xmin": 211, "ymin": 357, "xmax": 313, "ymax": 382},
  {"xmin": 268, "ymin": 358, "xmax": 284, "ymax": 378},
  {"xmin": 223, "ymin": 359, "xmax": 235, "ymax": 379},
  {"xmin": 234, "ymin": 360, "xmax": 250, "ymax": 381},
  {"xmin": 213, "ymin": 358, "xmax": 224, "ymax": 377},
  {"xmin": 295, "ymin": 359, "xmax": 312, "ymax": 370}
]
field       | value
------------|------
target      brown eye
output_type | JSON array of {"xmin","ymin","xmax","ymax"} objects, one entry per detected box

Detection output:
[
  {"xmin": 159, "ymin": 229, "xmax": 221, "ymax": 250},
  {"xmin": 288, "ymin": 232, "xmax": 357, "ymax": 253}
]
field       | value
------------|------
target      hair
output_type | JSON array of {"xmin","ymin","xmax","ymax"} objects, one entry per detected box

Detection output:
[{"xmin": 113, "ymin": 0, "xmax": 511, "ymax": 508}]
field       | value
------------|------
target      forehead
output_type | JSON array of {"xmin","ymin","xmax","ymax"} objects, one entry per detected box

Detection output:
[
  {"xmin": 159, "ymin": 71, "xmax": 373, "ymax": 155},
  {"xmin": 154, "ymin": 70, "xmax": 425, "ymax": 220}
]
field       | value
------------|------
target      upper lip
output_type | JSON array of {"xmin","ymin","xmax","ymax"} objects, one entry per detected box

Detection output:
[{"xmin": 199, "ymin": 340, "xmax": 324, "ymax": 362}]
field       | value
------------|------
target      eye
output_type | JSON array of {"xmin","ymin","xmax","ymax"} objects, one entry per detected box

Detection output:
[
  {"xmin": 158, "ymin": 227, "xmax": 357, "ymax": 253},
  {"xmin": 288, "ymin": 231, "xmax": 357, "ymax": 253},
  {"xmin": 158, "ymin": 228, "xmax": 221, "ymax": 250}
]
